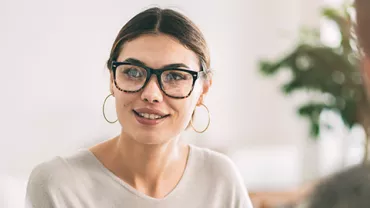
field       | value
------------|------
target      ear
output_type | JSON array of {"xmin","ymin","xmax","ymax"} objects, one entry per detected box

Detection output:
[
  {"xmin": 196, "ymin": 78, "xmax": 212, "ymax": 106},
  {"xmin": 109, "ymin": 71, "xmax": 115, "ymax": 96}
]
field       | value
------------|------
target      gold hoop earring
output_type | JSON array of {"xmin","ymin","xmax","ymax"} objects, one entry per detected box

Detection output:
[
  {"xmin": 102, "ymin": 94, "xmax": 118, "ymax": 124},
  {"xmin": 190, "ymin": 103, "xmax": 210, "ymax": 133}
]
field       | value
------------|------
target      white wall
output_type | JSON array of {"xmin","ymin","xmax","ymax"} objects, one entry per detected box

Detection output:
[{"xmin": 0, "ymin": 0, "xmax": 323, "ymax": 199}]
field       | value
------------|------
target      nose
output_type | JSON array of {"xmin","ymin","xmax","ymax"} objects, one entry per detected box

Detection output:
[{"xmin": 141, "ymin": 76, "xmax": 163, "ymax": 103}]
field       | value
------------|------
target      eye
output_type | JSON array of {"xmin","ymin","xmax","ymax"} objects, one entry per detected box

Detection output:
[
  {"xmin": 165, "ymin": 71, "xmax": 186, "ymax": 81},
  {"xmin": 124, "ymin": 67, "xmax": 144, "ymax": 78}
]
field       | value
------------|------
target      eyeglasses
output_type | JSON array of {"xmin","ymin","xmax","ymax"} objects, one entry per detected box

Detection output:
[{"xmin": 111, "ymin": 59, "xmax": 205, "ymax": 99}]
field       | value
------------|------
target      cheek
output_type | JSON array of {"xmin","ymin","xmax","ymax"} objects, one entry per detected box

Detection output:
[
  {"xmin": 169, "ymin": 93, "xmax": 201, "ymax": 124},
  {"xmin": 170, "ymin": 102, "xmax": 194, "ymax": 130},
  {"xmin": 114, "ymin": 93, "xmax": 135, "ymax": 114}
]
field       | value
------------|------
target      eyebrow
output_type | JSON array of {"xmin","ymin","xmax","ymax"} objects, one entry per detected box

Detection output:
[{"xmin": 123, "ymin": 58, "xmax": 191, "ymax": 70}]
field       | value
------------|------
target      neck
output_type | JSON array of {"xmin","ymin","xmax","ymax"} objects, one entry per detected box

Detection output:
[{"xmin": 111, "ymin": 133, "xmax": 189, "ymax": 194}]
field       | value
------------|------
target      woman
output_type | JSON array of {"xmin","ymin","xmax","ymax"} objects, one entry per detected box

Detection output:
[{"xmin": 25, "ymin": 7, "xmax": 253, "ymax": 208}]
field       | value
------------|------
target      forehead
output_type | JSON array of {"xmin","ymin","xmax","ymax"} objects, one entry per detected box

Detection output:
[{"xmin": 117, "ymin": 34, "xmax": 200, "ymax": 70}]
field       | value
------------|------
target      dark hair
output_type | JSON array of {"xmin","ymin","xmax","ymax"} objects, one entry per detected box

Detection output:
[
  {"xmin": 106, "ymin": 7, "xmax": 211, "ymax": 75},
  {"xmin": 356, "ymin": 0, "xmax": 370, "ymax": 57},
  {"xmin": 307, "ymin": 163, "xmax": 370, "ymax": 208}
]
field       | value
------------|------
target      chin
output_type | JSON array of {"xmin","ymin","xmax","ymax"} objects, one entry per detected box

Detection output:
[
  {"xmin": 132, "ymin": 132, "xmax": 170, "ymax": 145},
  {"xmin": 134, "ymin": 137, "xmax": 169, "ymax": 146}
]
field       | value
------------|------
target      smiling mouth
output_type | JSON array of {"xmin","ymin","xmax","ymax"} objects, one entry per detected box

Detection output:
[{"xmin": 133, "ymin": 110, "xmax": 170, "ymax": 120}]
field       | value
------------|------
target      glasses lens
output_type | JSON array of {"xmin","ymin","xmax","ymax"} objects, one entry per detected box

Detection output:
[
  {"xmin": 161, "ymin": 70, "xmax": 194, "ymax": 97},
  {"xmin": 115, "ymin": 64, "xmax": 147, "ymax": 91}
]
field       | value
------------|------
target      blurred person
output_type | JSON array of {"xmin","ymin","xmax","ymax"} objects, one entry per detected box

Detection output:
[
  {"xmin": 357, "ymin": 0, "xmax": 370, "ymax": 96},
  {"xmin": 250, "ymin": 1, "xmax": 370, "ymax": 208},
  {"xmin": 25, "ymin": 6, "xmax": 253, "ymax": 208},
  {"xmin": 301, "ymin": 1, "xmax": 370, "ymax": 208},
  {"xmin": 356, "ymin": 0, "xmax": 370, "ymax": 61},
  {"xmin": 305, "ymin": 163, "xmax": 370, "ymax": 208}
]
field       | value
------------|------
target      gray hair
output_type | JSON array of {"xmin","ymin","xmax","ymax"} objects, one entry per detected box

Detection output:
[{"xmin": 307, "ymin": 163, "xmax": 370, "ymax": 208}]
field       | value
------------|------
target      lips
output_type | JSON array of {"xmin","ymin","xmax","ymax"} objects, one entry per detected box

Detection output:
[
  {"xmin": 133, "ymin": 111, "xmax": 169, "ymax": 120},
  {"xmin": 134, "ymin": 108, "xmax": 169, "ymax": 116},
  {"xmin": 133, "ymin": 108, "xmax": 170, "ymax": 121}
]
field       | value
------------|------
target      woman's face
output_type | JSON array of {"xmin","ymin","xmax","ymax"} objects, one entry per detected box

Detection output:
[{"xmin": 111, "ymin": 34, "xmax": 210, "ymax": 145}]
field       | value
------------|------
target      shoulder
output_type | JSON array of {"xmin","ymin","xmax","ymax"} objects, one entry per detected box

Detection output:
[
  {"xmin": 27, "ymin": 150, "xmax": 90, "ymax": 185},
  {"xmin": 25, "ymin": 155, "xmax": 66, "ymax": 207},
  {"xmin": 190, "ymin": 145, "xmax": 241, "ymax": 179},
  {"xmin": 25, "ymin": 150, "xmax": 96, "ymax": 207},
  {"xmin": 27, "ymin": 156, "xmax": 67, "ymax": 189},
  {"xmin": 190, "ymin": 145, "xmax": 254, "ymax": 207},
  {"xmin": 26, "ymin": 150, "xmax": 93, "ymax": 197}
]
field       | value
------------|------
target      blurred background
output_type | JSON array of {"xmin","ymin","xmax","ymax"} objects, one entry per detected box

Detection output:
[{"xmin": 0, "ymin": 0, "xmax": 364, "ymax": 207}]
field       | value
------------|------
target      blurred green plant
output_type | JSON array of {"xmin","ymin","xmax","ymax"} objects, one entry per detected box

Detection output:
[{"xmin": 259, "ymin": 3, "xmax": 370, "ymax": 163}]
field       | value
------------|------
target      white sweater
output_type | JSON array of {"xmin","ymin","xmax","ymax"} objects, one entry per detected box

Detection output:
[{"xmin": 25, "ymin": 144, "xmax": 253, "ymax": 208}]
